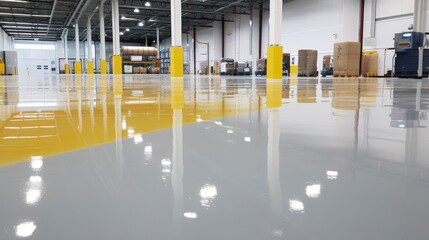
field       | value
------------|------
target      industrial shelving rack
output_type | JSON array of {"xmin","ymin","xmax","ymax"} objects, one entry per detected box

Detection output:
[{"xmin": 159, "ymin": 47, "xmax": 191, "ymax": 74}]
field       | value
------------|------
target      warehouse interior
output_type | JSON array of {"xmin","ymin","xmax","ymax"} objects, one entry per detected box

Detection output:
[{"xmin": 1, "ymin": 0, "xmax": 429, "ymax": 239}]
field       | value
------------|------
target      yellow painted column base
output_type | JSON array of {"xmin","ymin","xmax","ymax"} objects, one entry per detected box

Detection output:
[
  {"xmin": 87, "ymin": 61, "xmax": 94, "ymax": 74},
  {"xmin": 267, "ymin": 45, "xmax": 283, "ymax": 79},
  {"xmin": 266, "ymin": 79, "xmax": 283, "ymax": 108},
  {"xmin": 65, "ymin": 64, "xmax": 69, "ymax": 74},
  {"xmin": 171, "ymin": 78, "xmax": 184, "ymax": 110},
  {"xmin": 112, "ymin": 56, "xmax": 122, "ymax": 75},
  {"xmin": 75, "ymin": 61, "xmax": 82, "ymax": 75},
  {"xmin": 0, "ymin": 62, "xmax": 5, "ymax": 75},
  {"xmin": 100, "ymin": 60, "xmax": 107, "ymax": 74},
  {"xmin": 170, "ymin": 47, "xmax": 184, "ymax": 78}
]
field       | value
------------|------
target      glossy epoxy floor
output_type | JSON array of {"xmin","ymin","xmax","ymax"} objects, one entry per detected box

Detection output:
[{"xmin": 0, "ymin": 74, "xmax": 429, "ymax": 239}]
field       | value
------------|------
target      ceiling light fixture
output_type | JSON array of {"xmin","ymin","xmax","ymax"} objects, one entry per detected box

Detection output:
[
  {"xmin": 138, "ymin": 22, "xmax": 144, "ymax": 27},
  {"xmin": 126, "ymin": 28, "xmax": 130, "ymax": 32},
  {"xmin": 145, "ymin": 1, "xmax": 151, "ymax": 7},
  {"xmin": 119, "ymin": 32, "xmax": 124, "ymax": 35},
  {"xmin": 134, "ymin": 8, "xmax": 140, "ymax": 13},
  {"xmin": 121, "ymin": 16, "xmax": 126, "ymax": 20}
]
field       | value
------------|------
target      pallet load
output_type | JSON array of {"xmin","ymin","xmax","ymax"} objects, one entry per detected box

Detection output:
[
  {"xmin": 298, "ymin": 50, "xmax": 318, "ymax": 77},
  {"xmin": 235, "ymin": 61, "xmax": 252, "ymax": 75},
  {"xmin": 133, "ymin": 66, "xmax": 148, "ymax": 74},
  {"xmin": 213, "ymin": 60, "xmax": 220, "ymax": 75},
  {"xmin": 333, "ymin": 42, "xmax": 361, "ymax": 77},
  {"xmin": 283, "ymin": 53, "xmax": 291, "ymax": 76},
  {"xmin": 361, "ymin": 52, "xmax": 378, "ymax": 77},
  {"xmin": 220, "ymin": 58, "xmax": 235, "ymax": 75},
  {"xmin": 321, "ymin": 55, "xmax": 333, "ymax": 77},
  {"xmin": 199, "ymin": 61, "xmax": 209, "ymax": 75},
  {"xmin": 255, "ymin": 58, "xmax": 266, "ymax": 76}
]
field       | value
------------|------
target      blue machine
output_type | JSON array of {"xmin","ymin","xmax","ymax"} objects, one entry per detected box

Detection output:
[{"xmin": 394, "ymin": 31, "xmax": 429, "ymax": 78}]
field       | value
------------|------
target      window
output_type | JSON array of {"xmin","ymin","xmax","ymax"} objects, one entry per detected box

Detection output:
[{"xmin": 14, "ymin": 43, "xmax": 55, "ymax": 50}]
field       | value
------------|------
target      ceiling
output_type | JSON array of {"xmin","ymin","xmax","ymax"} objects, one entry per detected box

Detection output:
[{"xmin": 0, "ymin": 0, "xmax": 267, "ymax": 43}]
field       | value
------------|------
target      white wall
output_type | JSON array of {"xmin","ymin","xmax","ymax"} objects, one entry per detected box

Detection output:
[{"xmin": 0, "ymin": 27, "xmax": 13, "ymax": 51}]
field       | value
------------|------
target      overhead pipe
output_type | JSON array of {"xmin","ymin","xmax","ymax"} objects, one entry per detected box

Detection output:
[
  {"xmin": 61, "ymin": 0, "xmax": 85, "ymax": 38},
  {"xmin": 46, "ymin": 0, "xmax": 57, "ymax": 34}
]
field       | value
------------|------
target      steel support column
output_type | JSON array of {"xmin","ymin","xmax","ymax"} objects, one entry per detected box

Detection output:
[
  {"xmin": 111, "ymin": 0, "xmax": 122, "ymax": 74},
  {"xmin": 170, "ymin": 0, "xmax": 183, "ymax": 77},
  {"xmin": 100, "ymin": 2, "xmax": 107, "ymax": 74},
  {"xmin": 64, "ymin": 29, "xmax": 69, "ymax": 74},
  {"xmin": 266, "ymin": 0, "xmax": 282, "ymax": 79},
  {"xmin": 75, "ymin": 24, "xmax": 82, "ymax": 74},
  {"xmin": 87, "ymin": 18, "xmax": 94, "ymax": 74}
]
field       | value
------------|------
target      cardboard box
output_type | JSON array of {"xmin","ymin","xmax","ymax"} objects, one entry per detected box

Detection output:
[
  {"xmin": 361, "ymin": 52, "xmax": 378, "ymax": 77},
  {"xmin": 323, "ymin": 55, "xmax": 331, "ymax": 71},
  {"xmin": 298, "ymin": 50, "xmax": 318, "ymax": 77},
  {"xmin": 333, "ymin": 42, "xmax": 361, "ymax": 77},
  {"xmin": 213, "ymin": 60, "xmax": 220, "ymax": 75}
]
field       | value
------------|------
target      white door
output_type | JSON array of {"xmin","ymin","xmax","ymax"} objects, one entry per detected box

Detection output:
[{"xmin": 30, "ymin": 60, "xmax": 44, "ymax": 76}]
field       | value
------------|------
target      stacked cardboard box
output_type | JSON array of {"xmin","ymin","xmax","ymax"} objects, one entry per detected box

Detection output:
[
  {"xmin": 361, "ymin": 52, "xmax": 378, "ymax": 77},
  {"xmin": 333, "ymin": 42, "xmax": 361, "ymax": 77},
  {"xmin": 213, "ymin": 60, "xmax": 220, "ymax": 74},
  {"xmin": 298, "ymin": 50, "xmax": 318, "ymax": 77},
  {"xmin": 323, "ymin": 55, "xmax": 331, "ymax": 71},
  {"xmin": 133, "ymin": 67, "xmax": 148, "ymax": 74}
]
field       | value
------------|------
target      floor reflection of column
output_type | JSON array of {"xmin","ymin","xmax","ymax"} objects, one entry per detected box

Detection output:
[
  {"xmin": 266, "ymin": 79, "xmax": 284, "ymax": 237},
  {"xmin": 101, "ymin": 76, "xmax": 108, "ymax": 141},
  {"xmin": 88, "ymin": 75, "xmax": 95, "ymax": 131},
  {"xmin": 65, "ymin": 76, "xmax": 71, "ymax": 117},
  {"xmin": 76, "ymin": 76, "xmax": 83, "ymax": 133},
  {"xmin": 267, "ymin": 108, "xmax": 282, "ymax": 213},
  {"xmin": 171, "ymin": 77, "xmax": 184, "ymax": 236},
  {"xmin": 113, "ymin": 76, "xmax": 123, "ymax": 179}
]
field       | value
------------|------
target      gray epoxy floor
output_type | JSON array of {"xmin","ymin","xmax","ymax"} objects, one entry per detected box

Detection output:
[{"xmin": 0, "ymin": 75, "xmax": 429, "ymax": 239}]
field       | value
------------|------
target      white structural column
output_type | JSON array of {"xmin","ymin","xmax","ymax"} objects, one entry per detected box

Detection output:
[
  {"xmin": 64, "ymin": 29, "xmax": 69, "ymax": 74},
  {"xmin": 87, "ymin": 18, "xmax": 94, "ymax": 74},
  {"xmin": 111, "ymin": 0, "xmax": 122, "ymax": 74},
  {"xmin": 171, "ymin": 0, "xmax": 182, "ymax": 47},
  {"xmin": 156, "ymin": 26, "xmax": 160, "ymax": 58},
  {"xmin": 99, "ymin": 2, "xmax": 107, "ymax": 74},
  {"xmin": 266, "ymin": 0, "xmax": 283, "ymax": 79},
  {"xmin": 75, "ymin": 23, "xmax": 82, "ymax": 74},
  {"xmin": 170, "ymin": 0, "xmax": 183, "ymax": 77},
  {"xmin": 111, "ymin": 0, "xmax": 120, "ymax": 55},
  {"xmin": 414, "ymin": 0, "xmax": 425, "ymax": 32},
  {"xmin": 268, "ymin": 0, "xmax": 282, "ymax": 45}
]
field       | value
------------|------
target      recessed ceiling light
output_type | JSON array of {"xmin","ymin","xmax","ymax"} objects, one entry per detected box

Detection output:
[
  {"xmin": 138, "ymin": 22, "xmax": 144, "ymax": 27},
  {"xmin": 134, "ymin": 8, "xmax": 140, "ymax": 13},
  {"xmin": 145, "ymin": 1, "xmax": 151, "ymax": 7},
  {"xmin": 126, "ymin": 28, "xmax": 130, "ymax": 32},
  {"xmin": 121, "ymin": 16, "xmax": 126, "ymax": 20},
  {"xmin": 119, "ymin": 32, "xmax": 124, "ymax": 35}
]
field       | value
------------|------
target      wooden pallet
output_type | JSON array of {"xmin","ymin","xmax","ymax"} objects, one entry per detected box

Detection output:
[{"xmin": 363, "ymin": 72, "xmax": 377, "ymax": 77}]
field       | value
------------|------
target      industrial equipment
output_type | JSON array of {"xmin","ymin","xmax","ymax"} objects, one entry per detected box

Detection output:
[
  {"xmin": 394, "ymin": 31, "xmax": 429, "ymax": 78},
  {"xmin": 235, "ymin": 61, "xmax": 252, "ymax": 75},
  {"xmin": 220, "ymin": 58, "xmax": 235, "ymax": 75},
  {"xmin": 255, "ymin": 58, "xmax": 266, "ymax": 76},
  {"xmin": 0, "ymin": 51, "xmax": 18, "ymax": 75},
  {"xmin": 121, "ymin": 46, "xmax": 159, "ymax": 74}
]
